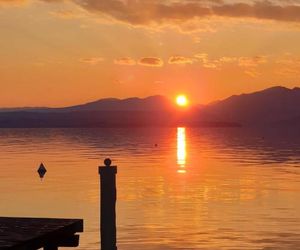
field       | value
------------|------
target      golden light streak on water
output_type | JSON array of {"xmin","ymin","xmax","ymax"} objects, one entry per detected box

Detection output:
[{"xmin": 177, "ymin": 127, "xmax": 186, "ymax": 173}]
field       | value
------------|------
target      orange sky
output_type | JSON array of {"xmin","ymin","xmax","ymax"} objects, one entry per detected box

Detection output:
[{"xmin": 1, "ymin": 0, "xmax": 300, "ymax": 107}]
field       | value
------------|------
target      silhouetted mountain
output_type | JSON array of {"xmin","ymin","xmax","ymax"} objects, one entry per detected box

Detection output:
[
  {"xmin": 2, "ymin": 86, "xmax": 300, "ymax": 127},
  {"xmin": 0, "ymin": 95, "xmax": 239, "ymax": 128},
  {"xmin": 0, "ymin": 96, "xmax": 172, "ymax": 113},
  {"xmin": 60, "ymin": 95, "xmax": 173, "ymax": 112},
  {"xmin": 200, "ymin": 86, "xmax": 300, "ymax": 126},
  {"xmin": 0, "ymin": 107, "xmax": 51, "ymax": 113}
]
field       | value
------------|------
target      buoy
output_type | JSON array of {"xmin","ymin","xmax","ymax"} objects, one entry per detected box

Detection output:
[{"xmin": 37, "ymin": 163, "xmax": 47, "ymax": 179}]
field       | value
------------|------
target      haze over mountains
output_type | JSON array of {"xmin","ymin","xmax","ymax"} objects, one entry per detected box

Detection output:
[{"xmin": 0, "ymin": 86, "xmax": 300, "ymax": 127}]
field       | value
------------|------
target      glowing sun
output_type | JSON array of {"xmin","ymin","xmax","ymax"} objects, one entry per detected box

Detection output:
[{"xmin": 176, "ymin": 95, "xmax": 189, "ymax": 107}]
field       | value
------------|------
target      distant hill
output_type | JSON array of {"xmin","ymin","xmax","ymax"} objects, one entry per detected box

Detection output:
[
  {"xmin": 60, "ymin": 95, "xmax": 174, "ymax": 112},
  {"xmin": 0, "ymin": 107, "xmax": 51, "ymax": 113},
  {"xmin": 200, "ymin": 86, "xmax": 300, "ymax": 126},
  {"xmin": 1, "ymin": 87, "xmax": 300, "ymax": 127},
  {"xmin": 0, "ymin": 95, "xmax": 238, "ymax": 127},
  {"xmin": 0, "ymin": 96, "xmax": 172, "ymax": 113}
]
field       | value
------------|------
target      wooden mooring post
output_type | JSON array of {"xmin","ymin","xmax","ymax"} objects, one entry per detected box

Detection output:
[{"xmin": 99, "ymin": 158, "xmax": 117, "ymax": 250}]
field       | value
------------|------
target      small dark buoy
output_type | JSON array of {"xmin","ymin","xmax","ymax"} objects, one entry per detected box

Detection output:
[
  {"xmin": 37, "ymin": 163, "xmax": 47, "ymax": 179},
  {"xmin": 104, "ymin": 158, "xmax": 112, "ymax": 167},
  {"xmin": 155, "ymin": 144, "xmax": 158, "ymax": 147}
]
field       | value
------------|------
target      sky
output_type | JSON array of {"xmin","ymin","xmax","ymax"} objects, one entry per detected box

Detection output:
[{"xmin": 1, "ymin": 0, "xmax": 300, "ymax": 107}]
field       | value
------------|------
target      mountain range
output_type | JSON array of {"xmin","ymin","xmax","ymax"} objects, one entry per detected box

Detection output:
[
  {"xmin": 0, "ymin": 86, "xmax": 299, "ymax": 127},
  {"xmin": 201, "ymin": 86, "xmax": 300, "ymax": 126}
]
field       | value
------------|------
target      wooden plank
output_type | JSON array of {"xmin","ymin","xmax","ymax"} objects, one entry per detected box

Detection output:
[{"xmin": 0, "ymin": 217, "xmax": 83, "ymax": 250}]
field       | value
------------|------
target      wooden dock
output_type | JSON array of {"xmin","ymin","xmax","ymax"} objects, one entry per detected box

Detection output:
[{"xmin": 0, "ymin": 217, "xmax": 83, "ymax": 250}]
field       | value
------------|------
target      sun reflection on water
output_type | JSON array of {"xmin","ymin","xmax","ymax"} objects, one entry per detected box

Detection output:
[{"xmin": 177, "ymin": 127, "xmax": 187, "ymax": 173}]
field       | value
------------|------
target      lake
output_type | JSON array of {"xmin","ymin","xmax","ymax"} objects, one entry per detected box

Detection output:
[{"xmin": 0, "ymin": 127, "xmax": 300, "ymax": 250}]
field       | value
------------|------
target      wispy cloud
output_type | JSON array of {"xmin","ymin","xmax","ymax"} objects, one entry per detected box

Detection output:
[
  {"xmin": 219, "ymin": 56, "xmax": 238, "ymax": 63},
  {"xmin": 79, "ymin": 57, "xmax": 104, "ymax": 65},
  {"xmin": 238, "ymin": 56, "xmax": 268, "ymax": 67},
  {"xmin": 194, "ymin": 53, "xmax": 209, "ymax": 63},
  {"xmin": 168, "ymin": 56, "xmax": 194, "ymax": 65},
  {"xmin": 275, "ymin": 54, "xmax": 300, "ymax": 76},
  {"xmin": 114, "ymin": 57, "xmax": 136, "ymax": 65},
  {"xmin": 244, "ymin": 69, "xmax": 261, "ymax": 78},
  {"xmin": 193, "ymin": 53, "xmax": 268, "ymax": 70},
  {"xmin": 0, "ymin": 0, "xmax": 28, "ymax": 7},
  {"xmin": 50, "ymin": 10, "xmax": 83, "ymax": 19},
  {"xmin": 114, "ymin": 57, "xmax": 164, "ymax": 67}
]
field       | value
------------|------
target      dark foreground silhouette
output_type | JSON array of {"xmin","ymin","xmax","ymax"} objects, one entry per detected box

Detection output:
[{"xmin": 0, "ymin": 217, "xmax": 83, "ymax": 249}]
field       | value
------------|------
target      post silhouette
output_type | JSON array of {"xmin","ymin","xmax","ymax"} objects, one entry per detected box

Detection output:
[{"xmin": 99, "ymin": 158, "xmax": 117, "ymax": 250}]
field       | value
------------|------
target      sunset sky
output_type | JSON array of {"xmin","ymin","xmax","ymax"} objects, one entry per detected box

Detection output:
[{"xmin": 1, "ymin": 0, "xmax": 300, "ymax": 107}]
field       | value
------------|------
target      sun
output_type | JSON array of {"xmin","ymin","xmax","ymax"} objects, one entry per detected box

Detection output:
[{"xmin": 176, "ymin": 95, "xmax": 189, "ymax": 107}]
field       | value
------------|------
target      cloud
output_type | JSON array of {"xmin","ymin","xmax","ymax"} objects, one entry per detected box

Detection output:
[
  {"xmin": 213, "ymin": 1, "xmax": 300, "ymax": 23},
  {"xmin": 76, "ymin": 0, "xmax": 211, "ymax": 25},
  {"xmin": 193, "ymin": 53, "xmax": 268, "ymax": 69},
  {"xmin": 244, "ymin": 69, "xmax": 261, "ymax": 78},
  {"xmin": 238, "ymin": 56, "xmax": 268, "ymax": 67},
  {"xmin": 168, "ymin": 56, "xmax": 194, "ymax": 65},
  {"xmin": 114, "ymin": 56, "xmax": 164, "ymax": 67},
  {"xmin": 276, "ymin": 55, "xmax": 300, "ymax": 66},
  {"xmin": 79, "ymin": 57, "xmax": 104, "ymax": 65},
  {"xmin": 138, "ymin": 57, "xmax": 164, "ymax": 67},
  {"xmin": 4, "ymin": 0, "xmax": 300, "ymax": 25},
  {"xmin": 219, "ymin": 56, "xmax": 238, "ymax": 63},
  {"xmin": 194, "ymin": 53, "xmax": 220, "ymax": 68},
  {"xmin": 73, "ymin": 0, "xmax": 300, "ymax": 28},
  {"xmin": 114, "ymin": 57, "xmax": 136, "ymax": 65},
  {"xmin": 275, "ymin": 54, "xmax": 300, "ymax": 76},
  {"xmin": 0, "ymin": 0, "xmax": 28, "ymax": 7},
  {"xmin": 4, "ymin": 0, "xmax": 300, "ymax": 30},
  {"xmin": 194, "ymin": 53, "xmax": 209, "ymax": 63},
  {"xmin": 50, "ymin": 10, "xmax": 83, "ymax": 19},
  {"xmin": 213, "ymin": 55, "xmax": 267, "ymax": 76},
  {"xmin": 277, "ymin": 67, "xmax": 300, "ymax": 76},
  {"xmin": 203, "ymin": 62, "xmax": 218, "ymax": 69}
]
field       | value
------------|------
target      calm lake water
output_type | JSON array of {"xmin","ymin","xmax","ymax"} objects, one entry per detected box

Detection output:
[{"xmin": 0, "ymin": 127, "xmax": 300, "ymax": 250}]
